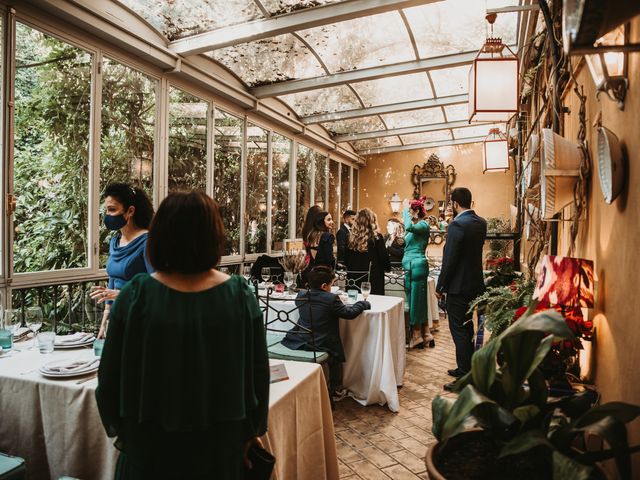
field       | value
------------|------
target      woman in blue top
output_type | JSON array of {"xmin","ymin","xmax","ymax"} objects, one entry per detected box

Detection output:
[{"xmin": 91, "ymin": 183, "xmax": 154, "ymax": 338}]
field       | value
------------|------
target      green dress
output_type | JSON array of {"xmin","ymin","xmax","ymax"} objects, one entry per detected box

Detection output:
[
  {"xmin": 96, "ymin": 274, "xmax": 270, "ymax": 480},
  {"xmin": 401, "ymin": 208, "xmax": 430, "ymax": 326}
]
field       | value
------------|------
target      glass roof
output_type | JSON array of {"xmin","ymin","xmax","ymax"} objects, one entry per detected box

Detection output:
[
  {"xmin": 452, "ymin": 123, "xmax": 505, "ymax": 139},
  {"xmin": 119, "ymin": 0, "xmax": 523, "ymax": 154}
]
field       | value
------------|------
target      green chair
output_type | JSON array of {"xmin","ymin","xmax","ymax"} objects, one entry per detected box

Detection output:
[{"xmin": 0, "ymin": 452, "xmax": 25, "ymax": 480}]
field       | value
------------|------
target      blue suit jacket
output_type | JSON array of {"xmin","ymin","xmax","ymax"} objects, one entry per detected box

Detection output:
[
  {"xmin": 281, "ymin": 289, "xmax": 370, "ymax": 362},
  {"xmin": 436, "ymin": 210, "xmax": 487, "ymax": 297}
]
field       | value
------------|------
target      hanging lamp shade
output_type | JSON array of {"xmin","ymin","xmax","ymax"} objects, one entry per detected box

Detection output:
[
  {"xmin": 482, "ymin": 128, "xmax": 509, "ymax": 173},
  {"xmin": 469, "ymin": 15, "xmax": 519, "ymax": 123}
]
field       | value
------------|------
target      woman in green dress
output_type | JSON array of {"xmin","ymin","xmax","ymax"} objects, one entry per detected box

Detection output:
[
  {"xmin": 402, "ymin": 197, "xmax": 435, "ymax": 349},
  {"xmin": 96, "ymin": 191, "xmax": 270, "ymax": 480}
]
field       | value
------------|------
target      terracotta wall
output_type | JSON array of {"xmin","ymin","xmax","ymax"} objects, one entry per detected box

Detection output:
[
  {"xmin": 358, "ymin": 143, "xmax": 515, "ymax": 256},
  {"xmin": 556, "ymin": 17, "xmax": 640, "ymax": 463}
]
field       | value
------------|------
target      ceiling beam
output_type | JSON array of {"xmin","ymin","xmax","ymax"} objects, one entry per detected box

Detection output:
[
  {"xmin": 251, "ymin": 50, "xmax": 476, "ymax": 98},
  {"xmin": 169, "ymin": 0, "xmax": 442, "ymax": 56},
  {"xmin": 358, "ymin": 136, "xmax": 484, "ymax": 155},
  {"xmin": 334, "ymin": 119, "xmax": 492, "ymax": 142},
  {"xmin": 486, "ymin": 4, "xmax": 539, "ymax": 14},
  {"xmin": 301, "ymin": 94, "xmax": 468, "ymax": 124}
]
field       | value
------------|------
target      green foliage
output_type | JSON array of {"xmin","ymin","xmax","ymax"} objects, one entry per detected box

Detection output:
[
  {"xmin": 432, "ymin": 308, "xmax": 640, "ymax": 480},
  {"xmin": 486, "ymin": 216, "xmax": 512, "ymax": 259}
]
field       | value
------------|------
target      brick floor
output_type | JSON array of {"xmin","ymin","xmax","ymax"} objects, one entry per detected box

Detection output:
[{"xmin": 333, "ymin": 317, "xmax": 457, "ymax": 480}]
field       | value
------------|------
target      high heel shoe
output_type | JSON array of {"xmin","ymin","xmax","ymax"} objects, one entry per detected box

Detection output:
[
  {"xmin": 409, "ymin": 333, "xmax": 424, "ymax": 349},
  {"xmin": 423, "ymin": 334, "xmax": 435, "ymax": 348}
]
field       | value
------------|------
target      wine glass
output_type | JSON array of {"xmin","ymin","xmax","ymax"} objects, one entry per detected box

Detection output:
[
  {"xmin": 261, "ymin": 267, "xmax": 271, "ymax": 288},
  {"xmin": 2, "ymin": 309, "xmax": 23, "ymax": 352},
  {"xmin": 25, "ymin": 307, "xmax": 44, "ymax": 349},
  {"xmin": 361, "ymin": 282, "xmax": 372, "ymax": 301},
  {"xmin": 284, "ymin": 272, "xmax": 295, "ymax": 295},
  {"xmin": 242, "ymin": 265, "xmax": 252, "ymax": 283}
]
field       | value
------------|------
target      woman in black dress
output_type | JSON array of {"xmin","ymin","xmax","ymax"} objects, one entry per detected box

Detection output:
[
  {"xmin": 305, "ymin": 210, "xmax": 336, "ymax": 269},
  {"xmin": 345, "ymin": 208, "xmax": 391, "ymax": 295}
]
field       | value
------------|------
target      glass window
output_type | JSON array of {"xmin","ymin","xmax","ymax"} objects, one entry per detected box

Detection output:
[
  {"xmin": 245, "ymin": 123, "xmax": 268, "ymax": 254},
  {"xmin": 14, "ymin": 23, "xmax": 92, "ymax": 273},
  {"xmin": 101, "ymin": 57, "xmax": 157, "ymax": 266},
  {"xmin": 263, "ymin": 0, "xmax": 343, "ymax": 16},
  {"xmin": 168, "ymin": 87, "xmax": 208, "ymax": 192},
  {"xmin": 444, "ymin": 103, "xmax": 470, "ymax": 121},
  {"xmin": 351, "ymin": 136, "xmax": 402, "ymax": 151},
  {"xmin": 400, "ymin": 131, "xmax": 452, "ymax": 145},
  {"xmin": 352, "ymin": 73, "xmax": 433, "ymax": 107},
  {"xmin": 271, "ymin": 133, "xmax": 291, "ymax": 252},
  {"xmin": 452, "ymin": 123, "xmax": 503, "ymax": 139},
  {"xmin": 382, "ymin": 107, "xmax": 444, "ymax": 129},
  {"xmin": 279, "ymin": 85, "xmax": 361, "ymax": 117},
  {"xmin": 328, "ymin": 160, "xmax": 340, "ymax": 231},
  {"xmin": 314, "ymin": 153, "xmax": 327, "ymax": 208},
  {"xmin": 430, "ymin": 66, "xmax": 471, "ymax": 97},
  {"xmin": 214, "ymin": 110, "xmax": 243, "ymax": 256},
  {"xmin": 321, "ymin": 116, "xmax": 385, "ymax": 136},
  {"xmin": 296, "ymin": 144, "xmax": 312, "ymax": 238},
  {"xmin": 340, "ymin": 163, "xmax": 351, "ymax": 214}
]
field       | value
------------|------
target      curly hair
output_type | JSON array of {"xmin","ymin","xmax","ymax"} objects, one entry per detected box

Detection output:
[
  {"xmin": 410, "ymin": 197, "xmax": 427, "ymax": 219},
  {"xmin": 348, "ymin": 208, "xmax": 379, "ymax": 253}
]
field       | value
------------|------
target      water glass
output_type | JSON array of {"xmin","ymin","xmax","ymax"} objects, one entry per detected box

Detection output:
[
  {"xmin": 25, "ymin": 307, "xmax": 44, "ymax": 349},
  {"xmin": 37, "ymin": 331, "xmax": 55, "ymax": 354},
  {"xmin": 361, "ymin": 282, "xmax": 372, "ymax": 300},
  {"xmin": 284, "ymin": 272, "xmax": 295, "ymax": 294},
  {"xmin": 93, "ymin": 338, "xmax": 105, "ymax": 357},
  {"xmin": 347, "ymin": 289, "xmax": 358, "ymax": 304},
  {"xmin": 0, "ymin": 309, "xmax": 23, "ymax": 350},
  {"xmin": 243, "ymin": 265, "xmax": 252, "ymax": 282},
  {"xmin": 261, "ymin": 267, "xmax": 271, "ymax": 286}
]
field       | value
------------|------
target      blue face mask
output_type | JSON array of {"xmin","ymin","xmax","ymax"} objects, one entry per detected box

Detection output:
[{"xmin": 104, "ymin": 214, "xmax": 127, "ymax": 231}]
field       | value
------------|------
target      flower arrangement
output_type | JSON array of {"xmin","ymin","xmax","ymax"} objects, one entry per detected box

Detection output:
[{"xmin": 278, "ymin": 250, "xmax": 307, "ymax": 274}]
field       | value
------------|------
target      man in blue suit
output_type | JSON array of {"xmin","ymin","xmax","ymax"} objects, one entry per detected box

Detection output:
[{"xmin": 435, "ymin": 188, "xmax": 487, "ymax": 390}]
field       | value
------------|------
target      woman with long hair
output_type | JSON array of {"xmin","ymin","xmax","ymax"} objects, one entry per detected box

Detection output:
[
  {"xmin": 301, "ymin": 205, "xmax": 322, "ymax": 265},
  {"xmin": 306, "ymin": 210, "xmax": 336, "ymax": 269},
  {"xmin": 402, "ymin": 197, "xmax": 435, "ymax": 349},
  {"xmin": 345, "ymin": 208, "xmax": 390, "ymax": 295},
  {"xmin": 385, "ymin": 218, "xmax": 406, "ymax": 264},
  {"xmin": 91, "ymin": 182, "xmax": 155, "ymax": 339},
  {"xmin": 96, "ymin": 192, "xmax": 269, "ymax": 479}
]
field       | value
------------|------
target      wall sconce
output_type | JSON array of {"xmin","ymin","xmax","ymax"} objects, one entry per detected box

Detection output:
[
  {"xmin": 389, "ymin": 193, "xmax": 402, "ymax": 214},
  {"xmin": 482, "ymin": 128, "xmax": 510, "ymax": 173},
  {"xmin": 468, "ymin": 13, "xmax": 519, "ymax": 123}
]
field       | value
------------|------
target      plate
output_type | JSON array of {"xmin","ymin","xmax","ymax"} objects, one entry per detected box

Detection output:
[
  {"xmin": 54, "ymin": 338, "xmax": 95, "ymax": 350},
  {"xmin": 39, "ymin": 359, "xmax": 100, "ymax": 378}
]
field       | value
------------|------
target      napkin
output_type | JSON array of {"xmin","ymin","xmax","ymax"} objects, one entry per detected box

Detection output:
[
  {"xmin": 54, "ymin": 332, "xmax": 94, "ymax": 345},
  {"xmin": 12, "ymin": 327, "xmax": 30, "ymax": 340},
  {"xmin": 42, "ymin": 358, "xmax": 99, "ymax": 374}
]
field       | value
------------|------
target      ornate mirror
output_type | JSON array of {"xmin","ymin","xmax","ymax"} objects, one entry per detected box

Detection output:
[{"xmin": 410, "ymin": 154, "xmax": 456, "ymax": 217}]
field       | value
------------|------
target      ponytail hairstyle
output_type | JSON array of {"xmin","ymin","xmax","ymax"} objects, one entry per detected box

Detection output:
[{"xmin": 102, "ymin": 182, "xmax": 154, "ymax": 229}]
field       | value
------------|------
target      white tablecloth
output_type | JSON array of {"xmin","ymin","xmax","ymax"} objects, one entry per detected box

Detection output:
[
  {"xmin": 384, "ymin": 273, "xmax": 439, "ymax": 325},
  {"xmin": 0, "ymin": 348, "xmax": 337, "ymax": 480},
  {"xmin": 264, "ymin": 293, "xmax": 406, "ymax": 412}
]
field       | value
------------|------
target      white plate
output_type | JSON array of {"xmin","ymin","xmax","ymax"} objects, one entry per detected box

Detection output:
[
  {"xmin": 54, "ymin": 339, "xmax": 95, "ymax": 349},
  {"xmin": 40, "ymin": 358, "xmax": 100, "ymax": 378}
]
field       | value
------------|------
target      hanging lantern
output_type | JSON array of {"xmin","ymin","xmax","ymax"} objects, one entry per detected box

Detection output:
[
  {"xmin": 482, "ymin": 128, "xmax": 509, "ymax": 173},
  {"xmin": 469, "ymin": 14, "xmax": 519, "ymax": 123}
]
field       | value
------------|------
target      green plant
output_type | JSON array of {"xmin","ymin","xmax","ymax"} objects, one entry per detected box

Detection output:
[
  {"xmin": 432, "ymin": 307, "xmax": 640, "ymax": 480},
  {"xmin": 468, "ymin": 278, "xmax": 535, "ymax": 338},
  {"xmin": 486, "ymin": 217, "xmax": 512, "ymax": 260}
]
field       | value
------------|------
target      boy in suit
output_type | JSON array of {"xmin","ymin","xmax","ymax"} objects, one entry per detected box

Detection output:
[
  {"xmin": 436, "ymin": 187, "xmax": 487, "ymax": 390},
  {"xmin": 282, "ymin": 265, "xmax": 370, "ymax": 400}
]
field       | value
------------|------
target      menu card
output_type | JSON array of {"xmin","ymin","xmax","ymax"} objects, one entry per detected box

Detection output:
[{"xmin": 269, "ymin": 363, "xmax": 289, "ymax": 384}]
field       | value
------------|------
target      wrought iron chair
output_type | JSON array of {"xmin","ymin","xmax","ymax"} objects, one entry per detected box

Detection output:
[{"xmin": 335, "ymin": 262, "xmax": 371, "ymax": 292}]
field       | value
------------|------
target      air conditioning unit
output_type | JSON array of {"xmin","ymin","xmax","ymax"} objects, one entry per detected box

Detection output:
[{"xmin": 540, "ymin": 129, "xmax": 583, "ymax": 220}]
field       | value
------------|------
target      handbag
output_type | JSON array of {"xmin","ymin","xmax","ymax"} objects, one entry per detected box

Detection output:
[{"xmin": 245, "ymin": 443, "xmax": 275, "ymax": 480}]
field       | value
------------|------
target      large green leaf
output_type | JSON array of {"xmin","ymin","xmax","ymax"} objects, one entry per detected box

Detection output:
[
  {"xmin": 471, "ymin": 336, "xmax": 502, "ymax": 396},
  {"xmin": 432, "ymin": 395, "xmax": 456, "ymax": 440},
  {"xmin": 524, "ymin": 334, "xmax": 554, "ymax": 381},
  {"xmin": 499, "ymin": 429, "xmax": 551, "ymax": 458},
  {"xmin": 552, "ymin": 451, "xmax": 593, "ymax": 480},
  {"xmin": 574, "ymin": 402, "xmax": 640, "ymax": 428},
  {"xmin": 503, "ymin": 309, "xmax": 573, "ymax": 340},
  {"xmin": 573, "ymin": 416, "xmax": 632, "ymax": 479}
]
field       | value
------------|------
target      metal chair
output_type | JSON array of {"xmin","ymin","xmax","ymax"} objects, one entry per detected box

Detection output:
[{"xmin": 335, "ymin": 262, "xmax": 371, "ymax": 292}]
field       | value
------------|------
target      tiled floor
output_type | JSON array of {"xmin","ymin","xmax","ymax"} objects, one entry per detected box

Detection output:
[{"xmin": 333, "ymin": 318, "xmax": 457, "ymax": 479}]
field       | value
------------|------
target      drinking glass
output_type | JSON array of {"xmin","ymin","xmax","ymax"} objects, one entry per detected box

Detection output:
[
  {"xmin": 0, "ymin": 310, "xmax": 13, "ymax": 351},
  {"xmin": 25, "ymin": 307, "xmax": 44, "ymax": 349},
  {"xmin": 1, "ymin": 309, "xmax": 23, "ymax": 351},
  {"xmin": 361, "ymin": 282, "xmax": 372, "ymax": 300},
  {"xmin": 242, "ymin": 265, "xmax": 252, "ymax": 282},
  {"xmin": 284, "ymin": 272, "xmax": 295, "ymax": 295},
  {"xmin": 261, "ymin": 267, "xmax": 271, "ymax": 287},
  {"xmin": 37, "ymin": 331, "xmax": 55, "ymax": 354}
]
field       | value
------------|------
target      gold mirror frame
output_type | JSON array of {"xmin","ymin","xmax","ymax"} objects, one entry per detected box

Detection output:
[{"xmin": 410, "ymin": 153, "xmax": 456, "ymax": 205}]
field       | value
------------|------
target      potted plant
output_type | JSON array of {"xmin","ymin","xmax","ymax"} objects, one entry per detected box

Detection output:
[{"xmin": 426, "ymin": 307, "xmax": 640, "ymax": 480}]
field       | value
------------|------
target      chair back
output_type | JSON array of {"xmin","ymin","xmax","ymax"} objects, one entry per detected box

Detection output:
[
  {"xmin": 336, "ymin": 262, "xmax": 371, "ymax": 292},
  {"xmin": 250, "ymin": 255, "xmax": 285, "ymax": 284}
]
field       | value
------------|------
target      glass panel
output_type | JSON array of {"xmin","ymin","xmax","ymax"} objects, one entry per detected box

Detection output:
[
  {"xmin": 296, "ymin": 144, "xmax": 313, "ymax": 237},
  {"xmin": 119, "ymin": 0, "xmax": 262, "ymax": 40},
  {"xmin": 350, "ymin": 137, "xmax": 402, "ymax": 151},
  {"xmin": 271, "ymin": 133, "xmax": 291, "ymax": 252},
  {"xmin": 245, "ymin": 123, "xmax": 268, "ymax": 254},
  {"xmin": 279, "ymin": 85, "xmax": 361, "ymax": 117},
  {"xmin": 0, "ymin": 15, "xmax": 3, "ymax": 277},
  {"xmin": 430, "ymin": 66, "xmax": 470, "ymax": 97},
  {"xmin": 400, "ymin": 131, "xmax": 452, "ymax": 144},
  {"xmin": 444, "ymin": 104, "xmax": 469, "ymax": 121},
  {"xmin": 404, "ymin": 0, "xmax": 518, "ymax": 58},
  {"xmin": 263, "ymin": 0, "xmax": 343, "ymax": 15},
  {"xmin": 352, "ymin": 168, "xmax": 358, "ymax": 210},
  {"xmin": 328, "ymin": 160, "xmax": 340, "ymax": 234},
  {"xmin": 299, "ymin": 12, "xmax": 414, "ymax": 73},
  {"xmin": 14, "ymin": 23, "xmax": 92, "ymax": 273},
  {"xmin": 321, "ymin": 116, "xmax": 385, "ymax": 136},
  {"xmin": 214, "ymin": 110, "xmax": 242, "ymax": 256},
  {"xmin": 352, "ymin": 73, "xmax": 433, "ymax": 107},
  {"xmin": 101, "ymin": 57, "xmax": 156, "ymax": 267},
  {"xmin": 314, "ymin": 153, "xmax": 327, "ymax": 208},
  {"xmin": 210, "ymin": 33, "xmax": 325, "ymax": 87},
  {"xmin": 340, "ymin": 163, "xmax": 351, "ymax": 214},
  {"xmin": 452, "ymin": 123, "xmax": 504, "ymax": 139},
  {"xmin": 168, "ymin": 87, "xmax": 208, "ymax": 192},
  {"xmin": 381, "ymin": 107, "xmax": 444, "ymax": 129}
]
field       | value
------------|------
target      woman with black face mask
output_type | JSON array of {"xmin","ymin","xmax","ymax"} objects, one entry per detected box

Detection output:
[{"xmin": 91, "ymin": 183, "xmax": 154, "ymax": 338}]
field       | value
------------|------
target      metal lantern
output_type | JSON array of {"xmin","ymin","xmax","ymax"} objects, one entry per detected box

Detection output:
[
  {"xmin": 482, "ymin": 128, "xmax": 509, "ymax": 173},
  {"xmin": 389, "ymin": 193, "xmax": 402, "ymax": 214},
  {"xmin": 468, "ymin": 14, "xmax": 519, "ymax": 123}
]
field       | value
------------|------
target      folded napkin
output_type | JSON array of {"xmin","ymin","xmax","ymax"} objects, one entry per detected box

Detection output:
[
  {"xmin": 13, "ymin": 327, "xmax": 30, "ymax": 340},
  {"xmin": 54, "ymin": 332, "xmax": 94, "ymax": 345},
  {"xmin": 42, "ymin": 357, "xmax": 100, "ymax": 374}
]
